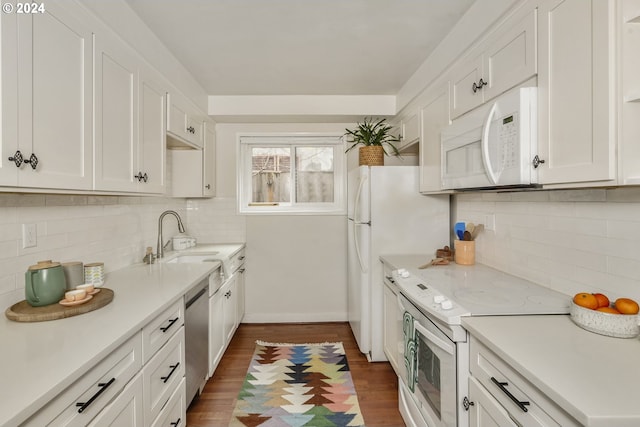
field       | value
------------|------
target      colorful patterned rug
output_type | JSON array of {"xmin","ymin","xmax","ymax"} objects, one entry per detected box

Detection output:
[{"xmin": 230, "ymin": 341, "xmax": 366, "ymax": 427}]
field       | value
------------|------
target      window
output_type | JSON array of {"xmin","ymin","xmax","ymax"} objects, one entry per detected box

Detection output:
[{"xmin": 238, "ymin": 134, "xmax": 346, "ymax": 214}]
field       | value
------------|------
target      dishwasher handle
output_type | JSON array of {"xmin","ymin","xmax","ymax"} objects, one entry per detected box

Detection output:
[{"xmin": 185, "ymin": 287, "xmax": 207, "ymax": 309}]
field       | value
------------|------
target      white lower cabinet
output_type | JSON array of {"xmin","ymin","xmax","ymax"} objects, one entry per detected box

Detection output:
[
  {"xmin": 467, "ymin": 337, "xmax": 580, "ymax": 427},
  {"xmin": 383, "ymin": 278, "xmax": 400, "ymax": 374},
  {"xmin": 208, "ymin": 284, "xmax": 225, "ymax": 376},
  {"xmin": 143, "ymin": 328, "xmax": 185, "ymax": 424},
  {"xmin": 87, "ymin": 373, "xmax": 144, "ymax": 427},
  {"xmin": 222, "ymin": 274, "xmax": 238, "ymax": 344},
  {"xmin": 21, "ymin": 299, "xmax": 186, "ymax": 427},
  {"xmin": 21, "ymin": 333, "xmax": 143, "ymax": 426},
  {"xmin": 150, "ymin": 378, "xmax": 186, "ymax": 427},
  {"xmin": 209, "ymin": 251, "xmax": 246, "ymax": 377},
  {"xmin": 468, "ymin": 376, "xmax": 517, "ymax": 427}
]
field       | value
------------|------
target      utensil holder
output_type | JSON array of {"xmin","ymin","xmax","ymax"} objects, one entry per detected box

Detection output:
[{"xmin": 454, "ymin": 240, "xmax": 475, "ymax": 265}]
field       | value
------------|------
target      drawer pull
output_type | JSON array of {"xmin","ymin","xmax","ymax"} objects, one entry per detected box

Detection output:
[
  {"xmin": 385, "ymin": 275, "xmax": 396, "ymax": 284},
  {"xmin": 170, "ymin": 417, "xmax": 182, "ymax": 427},
  {"xmin": 76, "ymin": 377, "xmax": 115, "ymax": 413},
  {"xmin": 491, "ymin": 376, "xmax": 530, "ymax": 412},
  {"xmin": 161, "ymin": 363, "xmax": 180, "ymax": 383},
  {"xmin": 160, "ymin": 317, "xmax": 179, "ymax": 333}
]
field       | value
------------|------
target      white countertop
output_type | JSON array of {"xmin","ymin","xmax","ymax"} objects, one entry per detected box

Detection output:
[
  {"xmin": 0, "ymin": 243, "xmax": 243, "ymax": 427},
  {"xmin": 463, "ymin": 315, "xmax": 640, "ymax": 427}
]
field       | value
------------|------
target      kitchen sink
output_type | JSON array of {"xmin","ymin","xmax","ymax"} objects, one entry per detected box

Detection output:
[{"xmin": 165, "ymin": 253, "xmax": 219, "ymax": 263}]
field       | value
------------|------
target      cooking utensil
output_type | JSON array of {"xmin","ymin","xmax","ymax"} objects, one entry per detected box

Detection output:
[
  {"xmin": 463, "ymin": 230, "xmax": 472, "ymax": 241},
  {"xmin": 466, "ymin": 222, "xmax": 475, "ymax": 235},
  {"xmin": 454, "ymin": 222, "xmax": 465, "ymax": 240},
  {"xmin": 471, "ymin": 224, "xmax": 484, "ymax": 240}
]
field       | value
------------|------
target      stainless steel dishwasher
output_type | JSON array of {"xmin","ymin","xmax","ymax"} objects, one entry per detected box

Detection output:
[{"xmin": 184, "ymin": 278, "xmax": 209, "ymax": 406}]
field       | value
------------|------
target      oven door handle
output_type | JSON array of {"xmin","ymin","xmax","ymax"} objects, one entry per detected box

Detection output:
[{"xmin": 413, "ymin": 319, "xmax": 455, "ymax": 355}]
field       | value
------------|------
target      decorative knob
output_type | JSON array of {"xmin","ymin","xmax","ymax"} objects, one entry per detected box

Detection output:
[
  {"xmin": 205, "ymin": 184, "xmax": 211, "ymax": 189},
  {"xmin": 134, "ymin": 172, "xmax": 143, "ymax": 182},
  {"xmin": 23, "ymin": 153, "xmax": 38, "ymax": 170},
  {"xmin": 532, "ymin": 155, "xmax": 546, "ymax": 168},
  {"xmin": 8, "ymin": 150, "xmax": 23, "ymax": 167},
  {"xmin": 463, "ymin": 396, "xmax": 475, "ymax": 411},
  {"xmin": 472, "ymin": 78, "xmax": 487, "ymax": 93}
]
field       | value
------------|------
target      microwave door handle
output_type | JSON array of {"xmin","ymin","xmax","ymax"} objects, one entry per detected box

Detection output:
[{"xmin": 481, "ymin": 102, "xmax": 499, "ymax": 185}]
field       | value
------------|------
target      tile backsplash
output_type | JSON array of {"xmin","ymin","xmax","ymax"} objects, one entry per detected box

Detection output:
[
  {"xmin": 455, "ymin": 188, "xmax": 640, "ymax": 301},
  {"xmin": 0, "ymin": 194, "xmax": 187, "ymax": 308}
]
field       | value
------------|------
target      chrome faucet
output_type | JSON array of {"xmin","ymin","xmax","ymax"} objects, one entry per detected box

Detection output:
[{"xmin": 157, "ymin": 210, "xmax": 186, "ymax": 258}]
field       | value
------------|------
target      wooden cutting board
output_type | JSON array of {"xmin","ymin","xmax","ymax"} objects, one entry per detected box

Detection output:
[{"xmin": 5, "ymin": 288, "xmax": 114, "ymax": 322}]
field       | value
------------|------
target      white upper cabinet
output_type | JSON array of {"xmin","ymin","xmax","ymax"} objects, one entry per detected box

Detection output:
[
  {"xmin": 537, "ymin": 0, "xmax": 616, "ymax": 185},
  {"xmin": 94, "ymin": 33, "xmax": 166, "ymax": 194},
  {"xmin": 167, "ymin": 92, "xmax": 204, "ymax": 149},
  {"xmin": 137, "ymin": 65, "xmax": 167, "ymax": 194},
  {"xmin": 398, "ymin": 112, "xmax": 420, "ymax": 150},
  {"xmin": 1, "ymin": 1, "xmax": 93, "ymax": 190},
  {"xmin": 94, "ymin": 32, "xmax": 139, "ymax": 192},
  {"xmin": 617, "ymin": 0, "xmax": 640, "ymax": 185},
  {"xmin": 419, "ymin": 83, "xmax": 450, "ymax": 193},
  {"xmin": 171, "ymin": 120, "xmax": 215, "ymax": 198},
  {"xmin": 451, "ymin": 7, "xmax": 537, "ymax": 120}
]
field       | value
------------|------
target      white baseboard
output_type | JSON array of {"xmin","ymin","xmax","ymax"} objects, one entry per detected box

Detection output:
[{"xmin": 242, "ymin": 312, "xmax": 348, "ymax": 323}]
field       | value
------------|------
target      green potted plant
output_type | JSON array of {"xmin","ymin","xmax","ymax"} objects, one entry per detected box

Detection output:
[{"xmin": 344, "ymin": 117, "xmax": 400, "ymax": 166}]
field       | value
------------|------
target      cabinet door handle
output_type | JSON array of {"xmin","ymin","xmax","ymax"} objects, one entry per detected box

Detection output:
[
  {"xmin": 239, "ymin": 268, "xmax": 245, "ymax": 273},
  {"xmin": 160, "ymin": 317, "xmax": 179, "ymax": 333},
  {"xmin": 161, "ymin": 362, "xmax": 180, "ymax": 383},
  {"xmin": 239, "ymin": 256, "xmax": 245, "ymax": 261},
  {"xmin": 142, "ymin": 172, "xmax": 148, "ymax": 183},
  {"xmin": 134, "ymin": 172, "xmax": 143, "ymax": 182},
  {"xmin": 76, "ymin": 377, "xmax": 115, "ymax": 413},
  {"xmin": 205, "ymin": 184, "xmax": 211, "ymax": 189},
  {"xmin": 532, "ymin": 155, "xmax": 546, "ymax": 169},
  {"xmin": 472, "ymin": 78, "xmax": 487, "ymax": 93},
  {"xmin": 23, "ymin": 153, "xmax": 38, "ymax": 170},
  {"xmin": 491, "ymin": 376, "xmax": 530, "ymax": 412},
  {"xmin": 8, "ymin": 150, "xmax": 24, "ymax": 167},
  {"xmin": 170, "ymin": 418, "xmax": 182, "ymax": 427}
]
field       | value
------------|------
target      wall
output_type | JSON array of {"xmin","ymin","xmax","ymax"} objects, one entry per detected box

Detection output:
[
  {"xmin": 454, "ymin": 188, "xmax": 640, "ymax": 302},
  {"xmin": 186, "ymin": 122, "xmax": 351, "ymax": 322},
  {"xmin": 0, "ymin": 193, "xmax": 187, "ymax": 310}
]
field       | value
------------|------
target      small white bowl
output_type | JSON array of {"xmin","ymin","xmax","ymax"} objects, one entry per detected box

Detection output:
[
  {"xmin": 64, "ymin": 289, "xmax": 87, "ymax": 302},
  {"xmin": 570, "ymin": 301, "xmax": 640, "ymax": 338}
]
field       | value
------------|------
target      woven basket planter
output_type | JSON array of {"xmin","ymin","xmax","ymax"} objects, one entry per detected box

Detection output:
[{"xmin": 359, "ymin": 146, "xmax": 384, "ymax": 166}]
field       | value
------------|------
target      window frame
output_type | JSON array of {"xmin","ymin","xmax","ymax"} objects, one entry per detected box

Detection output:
[{"xmin": 237, "ymin": 133, "xmax": 346, "ymax": 215}]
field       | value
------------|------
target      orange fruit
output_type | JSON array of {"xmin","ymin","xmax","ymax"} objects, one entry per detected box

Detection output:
[
  {"xmin": 596, "ymin": 306, "xmax": 620, "ymax": 314},
  {"xmin": 592, "ymin": 293, "xmax": 610, "ymax": 308},
  {"xmin": 614, "ymin": 298, "xmax": 640, "ymax": 315},
  {"xmin": 573, "ymin": 293, "xmax": 599, "ymax": 310}
]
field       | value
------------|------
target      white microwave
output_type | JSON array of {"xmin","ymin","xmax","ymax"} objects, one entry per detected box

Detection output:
[{"xmin": 441, "ymin": 87, "xmax": 539, "ymax": 190}]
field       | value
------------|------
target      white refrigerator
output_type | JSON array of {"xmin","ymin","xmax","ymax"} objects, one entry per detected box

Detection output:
[{"xmin": 347, "ymin": 165, "xmax": 449, "ymax": 361}]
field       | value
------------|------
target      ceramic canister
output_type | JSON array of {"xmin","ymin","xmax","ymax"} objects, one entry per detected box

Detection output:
[
  {"xmin": 84, "ymin": 262, "xmax": 105, "ymax": 286},
  {"xmin": 25, "ymin": 260, "xmax": 66, "ymax": 307},
  {"xmin": 62, "ymin": 261, "xmax": 84, "ymax": 290}
]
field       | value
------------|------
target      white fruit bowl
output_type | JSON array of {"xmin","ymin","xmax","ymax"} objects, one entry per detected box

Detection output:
[{"xmin": 570, "ymin": 301, "xmax": 640, "ymax": 338}]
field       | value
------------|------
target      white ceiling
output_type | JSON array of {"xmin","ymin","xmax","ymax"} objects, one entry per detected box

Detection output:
[{"xmin": 125, "ymin": 0, "xmax": 474, "ymax": 97}]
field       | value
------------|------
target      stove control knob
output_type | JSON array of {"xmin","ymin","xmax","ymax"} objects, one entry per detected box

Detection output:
[
  {"xmin": 440, "ymin": 300, "xmax": 453, "ymax": 310},
  {"xmin": 433, "ymin": 295, "xmax": 446, "ymax": 304}
]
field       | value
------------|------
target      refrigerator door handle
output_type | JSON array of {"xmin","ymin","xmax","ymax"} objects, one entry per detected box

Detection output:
[
  {"xmin": 353, "ymin": 174, "xmax": 367, "ymax": 223},
  {"xmin": 354, "ymin": 223, "xmax": 367, "ymax": 274}
]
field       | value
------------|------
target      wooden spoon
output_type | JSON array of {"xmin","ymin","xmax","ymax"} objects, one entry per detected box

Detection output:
[{"xmin": 463, "ymin": 230, "xmax": 472, "ymax": 241}]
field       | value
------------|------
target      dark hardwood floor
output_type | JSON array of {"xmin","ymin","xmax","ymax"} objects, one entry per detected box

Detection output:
[{"xmin": 187, "ymin": 322, "xmax": 405, "ymax": 427}]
